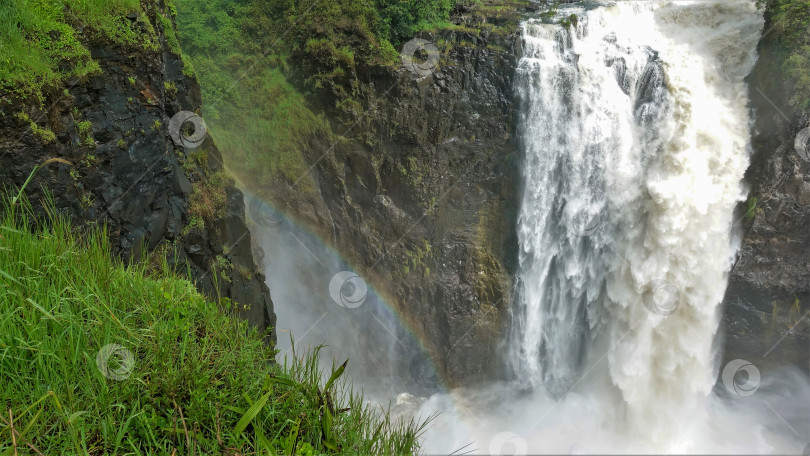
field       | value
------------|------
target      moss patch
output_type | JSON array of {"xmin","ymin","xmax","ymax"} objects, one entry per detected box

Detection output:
[{"xmin": 0, "ymin": 0, "xmax": 180, "ymax": 102}]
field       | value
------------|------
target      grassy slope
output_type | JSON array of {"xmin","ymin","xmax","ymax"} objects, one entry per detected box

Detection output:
[
  {"xmin": 0, "ymin": 0, "xmax": 165, "ymax": 102},
  {"xmin": 0, "ymin": 188, "xmax": 426, "ymax": 454},
  {"xmin": 175, "ymin": 0, "xmax": 326, "ymax": 184}
]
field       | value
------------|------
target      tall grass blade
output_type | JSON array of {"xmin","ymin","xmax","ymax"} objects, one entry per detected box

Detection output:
[{"xmin": 233, "ymin": 390, "xmax": 272, "ymax": 435}]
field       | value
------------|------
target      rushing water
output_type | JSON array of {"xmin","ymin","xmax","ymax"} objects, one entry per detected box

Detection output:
[
  {"xmin": 417, "ymin": 1, "xmax": 810, "ymax": 453},
  {"xmin": 511, "ymin": 0, "xmax": 761, "ymax": 436},
  {"xmin": 256, "ymin": 0, "xmax": 810, "ymax": 453}
]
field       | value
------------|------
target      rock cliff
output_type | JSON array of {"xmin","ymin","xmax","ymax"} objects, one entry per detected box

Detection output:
[
  {"xmin": 0, "ymin": 2, "xmax": 275, "ymax": 340},
  {"xmin": 248, "ymin": 3, "xmax": 535, "ymax": 387},
  {"xmin": 722, "ymin": 7, "xmax": 810, "ymax": 373}
]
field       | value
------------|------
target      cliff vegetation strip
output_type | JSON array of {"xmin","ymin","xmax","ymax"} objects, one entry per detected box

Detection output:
[
  {"xmin": 0, "ymin": 0, "xmax": 183, "ymax": 102},
  {"xmin": 173, "ymin": 0, "xmax": 496, "ymax": 186}
]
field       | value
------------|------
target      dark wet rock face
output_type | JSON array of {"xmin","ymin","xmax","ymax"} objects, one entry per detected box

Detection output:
[
  {"xmin": 0, "ymin": 11, "xmax": 274, "ymax": 340},
  {"xmin": 259, "ymin": 17, "xmax": 528, "ymax": 387},
  {"xmin": 721, "ymin": 18, "xmax": 810, "ymax": 373}
]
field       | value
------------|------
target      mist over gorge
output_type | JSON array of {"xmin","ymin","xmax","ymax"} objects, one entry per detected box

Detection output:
[
  {"xmin": 245, "ymin": 0, "xmax": 810, "ymax": 453},
  {"xmin": 1, "ymin": 0, "xmax": 809, "ymax": 453}
]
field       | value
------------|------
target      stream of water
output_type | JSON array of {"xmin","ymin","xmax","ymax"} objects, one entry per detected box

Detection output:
[
  {"xmin": 258, "ymin": 1, "xmax": 810, "ymax": 453},
  {"xmin": 417, "ymin": 1, "xmax": 809, "ymax": 453}
]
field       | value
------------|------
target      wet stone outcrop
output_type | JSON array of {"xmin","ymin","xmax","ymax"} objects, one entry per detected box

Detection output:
[
  {"xmin": 256, "ymin": 4, "xmax": 535, "ymax": 387},
  {"xmin": 721, "ymin": 15, "xmax": 810, "ymax": 374},
  {"xmin": 0, "ymin": 8, "xmax": 275, "ymax": 340}
]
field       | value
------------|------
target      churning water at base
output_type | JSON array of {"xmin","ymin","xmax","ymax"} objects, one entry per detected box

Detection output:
[
  {"xmin": 512, "ymin": 0, "xmax": 761, "ymax": 436},
  {"xmin": 414, "ymin": 1, "xmax": 810, "ymax": 453}
]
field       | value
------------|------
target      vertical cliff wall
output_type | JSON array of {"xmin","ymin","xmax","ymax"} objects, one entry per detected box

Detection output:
[
  {"xmin": 247, "ymin": 3, "xmax": 534, "ymax": 385},
  {"xmin": 722, "ymin": 3, "xmax": 810, "ymax": 372},
  {"xmin": 0, "ymin": 1, "xmax": 275, "ymax": 339}
]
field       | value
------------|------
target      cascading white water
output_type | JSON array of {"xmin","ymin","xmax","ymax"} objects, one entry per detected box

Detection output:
[
  {"xmin": 512, "ymin": 0, "xmax": 763, "ymax": 441},
  {"xmin": 253, "ymin": 1, "xmax": 810, "ymax": 453},
  {"xmin": 417, "ymin": 1, "xmax": 808, "ymax": 454}
]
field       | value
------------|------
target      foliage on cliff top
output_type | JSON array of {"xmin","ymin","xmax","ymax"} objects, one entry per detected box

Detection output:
[
  {"xmin": 0, "ymin": 0, "xmax": 175, "ymax": 102},
  {"xmin": 758, "ymin": 0, "xmax": 810, "ymax": 110},
  {"xmin": 174, "ymin": 0, "xmax": 327, "ymax": 185},
  {"xmin": 174, "ymin": 0, "xmax": 480, "ymax": 186},
  {"xmin": 0, "ymin": 188, "xmax": 428, "ymax": 454}
]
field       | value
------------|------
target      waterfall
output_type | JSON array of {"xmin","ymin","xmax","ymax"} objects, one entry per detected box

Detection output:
[
  {"xmin": 512, "ymin": 0, "xmax": 763, "ymax": 440},
  {"xmin": 411, "ymin": 2, "xmax": 808, "ymax": 453}
]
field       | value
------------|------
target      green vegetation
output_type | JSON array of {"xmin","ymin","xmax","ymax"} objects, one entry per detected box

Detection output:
[
  {"xmin": 0, "ymin": 0, "xmax": 171, "ymax": 102},
  {"xmin": 181, "ymin": 214, "xmax": 205, "ymax": 236},
  {"xmin": 560, "ymin": 13, "xmax": 578, "ymax": 29},
  {"xmin": 403, "ymin": 240, "xmax": 433, "ymax": 277},
  {"xmin": 746, "ymin": 196, "xmax": 759, "ymax": 222},
  {"xmin": 173, "ymin": 0, "xmax": 479, "ymax": 186},
  {"xmin": 14, "ymin": 112, "xmax": 55, "ymax": 143},
  {"xmin": 81, "ymin": 153, "xmax": 96, "ymax": 167},
  {"xmin": 175, "ymin": 0, "xmax": 327, "ymax": 185},
  {"xmin": 0, "ymin": 181, "xmax": 429, "ymax": 453},
  {"xmin": 758, "ymin": 0, "xmax": 810, "ymax": 110},
  {"xmin": 378, "ymin": 0, "xmax": 457, "ymax": 44},
  {"xmin": 76, "ymin": 119, "xmax": 94, "ymax": 146},
  {"xmin": 164, "ymin": 80, "xmax": 177, "ymax": 94},
  {"xmin": 189, "ymin": 169, "xmax": 228, "ymax": 223}
]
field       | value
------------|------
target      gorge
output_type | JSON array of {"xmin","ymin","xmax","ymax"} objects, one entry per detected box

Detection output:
[
  {"xmin": 1, "ymin": 0, "xmax": 809, "ymax": 453},
  {"xmin": 253, "ymin": 0, "xmax": 810, "ymax": 453}
]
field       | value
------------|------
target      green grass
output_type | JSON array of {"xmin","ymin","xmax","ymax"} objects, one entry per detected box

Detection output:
[
  {"xmin": 746, "ymin": 196, "xmax": 759, "ymax": 222},
  {"xmin": 0, "ymin": 0, "xmax": 166, "ymax": 102},
  {"xmin": 183, "ymin": 52, "xmax": 324, "ymax": 184},
  {"xmin": 0, "ymin": 178, "xmax": 429, "ymax": 453}
]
